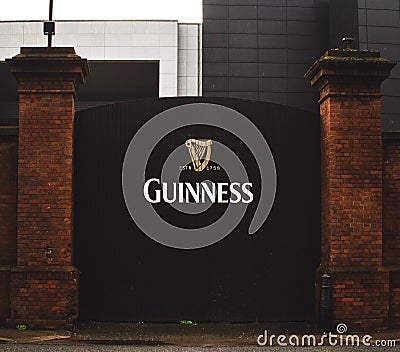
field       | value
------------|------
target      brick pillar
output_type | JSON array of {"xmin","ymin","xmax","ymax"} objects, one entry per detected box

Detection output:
[
  {"xmin": 305, "ymin": 49, "xmax": 395, "ymax": 331},
  {"xmin": 6, "ymin": 47, "xmax": 88, "ymax": 329}
]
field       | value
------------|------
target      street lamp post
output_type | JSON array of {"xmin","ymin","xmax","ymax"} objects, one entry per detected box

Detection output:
[{"xmin": 43, "ymin": 0, "xmax": 55, "ymax": 47}]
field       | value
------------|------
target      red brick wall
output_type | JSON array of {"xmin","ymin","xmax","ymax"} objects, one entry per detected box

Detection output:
[
  {"xmin": 332, "ymin": 271, "xmax": 389, "ymax": 331},
  {"xmin": 320, "ymin": 94, "xmax": 383, "ymax": 268},
  {"xmin": 319, "ymin": 91, "xmax": 388, "ymax": 331},
  {"xmin": 9, "ymin": 268, "xmax": 79, "ymax": 329},
  {"xmin": 0, "ymin": 135, "xmax": 17, "ymax": 265},
  {"xmin": 17, "ymin": 87, "xmax": 75, "ymax": 266},
  {"xmin": 7, "ymin": 83, "xmax": 78, "ymax": 328}
]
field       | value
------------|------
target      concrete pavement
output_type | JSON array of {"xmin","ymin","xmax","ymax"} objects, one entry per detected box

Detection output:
[
  {"xmin": 1, "ymin": 322, "xmax": 400, "ymax": 349},
  {"xmin": 0, "ymin": 322, "xmax": 308, "ymax": 345}
]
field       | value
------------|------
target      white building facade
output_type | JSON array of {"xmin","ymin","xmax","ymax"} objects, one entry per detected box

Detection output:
[{"xmin": 0, "ymin": 20, "xmax": 202, "ymax": 97}]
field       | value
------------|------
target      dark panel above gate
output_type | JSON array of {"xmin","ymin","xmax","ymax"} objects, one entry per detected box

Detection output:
[{"xmin": 76, "ymin": 61, "xmax": 159, "ymax": 102}]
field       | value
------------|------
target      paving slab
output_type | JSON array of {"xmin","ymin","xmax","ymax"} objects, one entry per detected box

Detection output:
[{"xmin": 0, "ymin": 328, "xmax": 71, "ymax": 343}]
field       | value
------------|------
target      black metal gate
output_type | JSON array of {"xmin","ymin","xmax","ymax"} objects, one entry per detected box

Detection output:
[{"xmin": 74, "ymin": 97, "xmax": 320, "ymax": 322}]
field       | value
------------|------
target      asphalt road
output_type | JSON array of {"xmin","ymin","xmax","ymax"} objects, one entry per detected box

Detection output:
[{"xmin": 1, "ymin": 344, "xmax": 400, "ymax": 352}]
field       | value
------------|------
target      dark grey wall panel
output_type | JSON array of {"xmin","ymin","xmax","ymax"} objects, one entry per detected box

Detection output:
[
  {"xmin": 288, "ymin": 78, "xmax": 311, "ymax": 92},
  {"xmin": 202, "ymin": 0, "xmax": 332, "ymax": 113},
  {"xmin": 229, "ymin": 0, "xmax": 257, "ymax": 4},
  {"xmin": 382, "ymin": 114, "xmax": 400, "ymax": 130},
  {"xmin": 358, "ymin": 25, "xmax": 368, "ymax": 42},
  {"xmin": 259, "ymin": 78, "xmax": 287, "ymax": 92},
  {"xmin": 365, "ymin": 0, "xmax": 399, "ymax": 10},
  {"xmin": 258, "ymin": 0, "xmax": 284, "ymax": 6},
  {"xmin": 228, "ymin": 6, "xmax": 257, "ymax": 19},
  {"xmin": 288, "ymin": 63, "xmax": 312, "ymax": 77},
  {"xmin": 229, "ymin": 77, "xmax": 259, "ymax": 91},
  {"xmin": 203, "ymin": 19, "xmax": 229, "ymax": 33},
  {"xmin": 287, "ymin": 21, "xmax": 320, "ymax": 35},
  {"xmin": 364, "ymin": 9, "xmax": 400, "ymax": 26},
  {"xmin": 203, "ymin": 48, "xmax": 229, "ymax": 62},
  {"xmin": 229, "ymin": 20, "xmax": 258, "ymax": 33},
  {"xmin": 257, "ymin": 35, "xmax": 287, "ymax": 49},
  {"xmin": 368, "ymin": 27, "xmax": 400, "ymax": 44},
  {"xmin": 228, "ymin": 48, "xmax": 258, "ymax": 62},
  {"xmin": 366, "ymin": 43, "xmax": 400, "ymax": 61},
  {"xmin": 258, "ymin": 48, "xmax": 287, "ymax": 63},
  {"xmin": 358, "ymin": 8, "xmax": 367, "ymax": 24},
  {"xmin": 287, "ymin": 35, "xmax": 322, "ymax": 50},
  {"xmin": 287, "ymin": 0, "xmax": 316, "ymax": 7},
  {"xmin": 202, "ymin": 77, "xmax": 229, "ymax": 91},
  {"xmin": 203, "ymin": 5, "xmax": 228, "ymax": 19},
  {"xmin": 258, "ymin": 7, "xmax": 286, "ymax": 20},
  {"xmin": 287, "ymin": 49, "xmax": 320, "ymax": 63},
  {"xmin": 382, "ymin": 78, "xmax": 400, "ymax": 96},
  {"xmin": 329, "ymin": 0, "xmax": 359, "ymax": 49},
  {"xmin": 392, "ymin": 64, "xmax": 400, "ymax": 76},
  {"xmin": 258, "ymin": 20, "xmax": 286, "ymax": 34},
  {"xmin": 357, "ymin": 0, "xmax": 400, "ymax": 131},
  {"xmin": 203, "ymin": 33, "xmax": 229, "ymax": 48},
  {"xmin": 383, "ymin": 96, "xmax": 400, "ymax": 113},
  {"xmin": 287, "ymin": 7, "xmax": 317, "ymax": 21},
  {"xmin": 259, "ymin": 63, "xmax": 287, "ymax": 78},
  {"xmin": 229, "ymin": 34, "xmax": 258, "ymax": 48},
  {"xmin": 203, "ymin": 63, "xmax": 229, "ymax": 77},
  {"xmin": 203, "ymin": 0, "xmax": 228, "ymax": 5},
  {"xmin": 229, "ymin": 63, "xmax": 258, "ymax": 77}
]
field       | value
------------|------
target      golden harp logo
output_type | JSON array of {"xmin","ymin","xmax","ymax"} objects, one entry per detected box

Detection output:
[{"xmin": 185, "ymin": 139, "xmax": 212, "ymax": 172}]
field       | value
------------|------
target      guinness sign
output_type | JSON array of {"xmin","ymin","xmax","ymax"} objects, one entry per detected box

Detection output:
[{"xmin": 122, "ymin": 103, "xmax": 277, "ymax": 249}]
